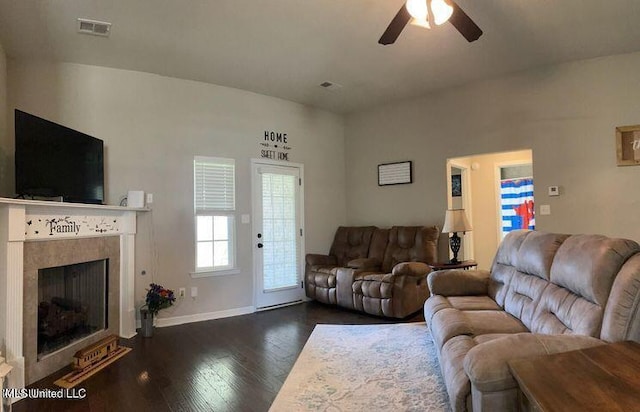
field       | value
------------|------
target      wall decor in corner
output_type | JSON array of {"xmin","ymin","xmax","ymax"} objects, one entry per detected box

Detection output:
[
  {"xmin": 378, "ymin": 161, "xmax": 412, "ymax": 186},
  {"xmin": 260, "ymin": 130, "xmax": 292, "ymax": 161},
  {"xmin": 616, "ymin": 125, "xmax": 640, "ymax": 166}
]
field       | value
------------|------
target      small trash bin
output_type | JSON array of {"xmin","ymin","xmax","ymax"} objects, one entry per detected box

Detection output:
[{"xmin": 140, "ymin": 308, "xmax": 154, "ymax": 338}]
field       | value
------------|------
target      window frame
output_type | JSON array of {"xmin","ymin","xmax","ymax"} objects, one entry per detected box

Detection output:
[{"xmin": 191, "ymin": 156, "xmax": 240, "ymax": 278}]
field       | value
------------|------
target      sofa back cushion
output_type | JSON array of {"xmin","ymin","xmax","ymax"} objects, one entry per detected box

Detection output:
[
  {"xmin": 329, "ymin": 226, "xmax": 377, "ymax": 266},
  {"xmin": 489, "ymin": 231, "xmax": 568, "ymax": 329},
  {"xmin": 602, "ymin": 254, "xmax": 640, "ymax": 342},
  {"xmin": 378, "ymin": 226, "xmax": 439, "ymax": 273},
  {"xmin": 368, "ymin": 228, "xmax": 390, "ymax": 267},
  {"xmin": 530, "ymin": 235, "xmax": 640, "ymax": 337}
]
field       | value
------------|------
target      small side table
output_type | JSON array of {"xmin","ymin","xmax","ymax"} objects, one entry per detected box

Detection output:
[{"xmin": 428, "ymin": 260, "xmax": 478, "ymax": 271}]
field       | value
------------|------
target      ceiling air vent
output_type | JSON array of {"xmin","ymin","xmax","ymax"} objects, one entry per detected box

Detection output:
[
  {"xmin": 77, "ymin": 18, "xmax": 112, "ymax": 37},
  {"xmin": 319, "ymin": 81, "xmax": 343, "ymax": 91}
]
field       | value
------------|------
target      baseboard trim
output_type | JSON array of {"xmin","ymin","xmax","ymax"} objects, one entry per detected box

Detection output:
[
  {"xmin": 135, "ymin": 306, "xmax": 256, "ymax": 329},
  {"xmin": 255, "ymin": 300, "xmax": 303, "ymax": 312}
]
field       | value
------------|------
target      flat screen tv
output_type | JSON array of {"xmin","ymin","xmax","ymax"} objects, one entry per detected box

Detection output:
[{"xmin": 15, "ymin": 110, "xmax": 104, "ymax": 204}]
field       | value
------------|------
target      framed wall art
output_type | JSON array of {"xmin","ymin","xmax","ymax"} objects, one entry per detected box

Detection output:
[
  {"xmin": 451, "ymin": 174, "xmax": 462, "ymax": 197},
  {"xmin": 616, "ymin": 125, "xmax": 640, "ymax": 166},
  {"xmin": 378, "ymin": 161, "xmax": 412, "ymax": 186}
]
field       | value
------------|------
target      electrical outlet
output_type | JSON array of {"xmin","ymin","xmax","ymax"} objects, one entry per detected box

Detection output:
[
  {"xmin": 146, "ymin": 193, "xmax": 154, "ymax": 204},
  {"xmin": 191, "ymin": 287, "xmax": 198, "ymax": 298},
  {"xmin": 178, "ymin": 287, "xmax": 186, "ymax": 298}
]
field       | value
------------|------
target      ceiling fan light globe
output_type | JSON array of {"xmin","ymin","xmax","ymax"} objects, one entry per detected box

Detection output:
[
  {"xmin": 406, "ymin": 0, "xmax": 428, "ymax": 21},
  {"xmin": 431, "ymin": 0, "xmax": 454, "ymax": 25},
  {"xmin": 410, "ymin": 18, "xmax": 431, "ymax": 29}
]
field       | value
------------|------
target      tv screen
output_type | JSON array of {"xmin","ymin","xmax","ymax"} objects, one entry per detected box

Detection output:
[{"xmin": 15, "ymin": 110, "xmax": 104, "ymax": 204}]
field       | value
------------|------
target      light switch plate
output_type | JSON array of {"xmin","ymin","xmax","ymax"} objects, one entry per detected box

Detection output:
[
  {"xmin": 241, "ymin": 214, "xmax": 250, "ymax": 224},
  {"xmin": 540, "ymin": 205, "xmax": 551, "ymax": 215}
]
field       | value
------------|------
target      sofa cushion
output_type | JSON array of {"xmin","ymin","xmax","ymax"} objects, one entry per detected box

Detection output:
[
  {"xmin": 531, "ymin": 283, "xmax": 604, "ymax": 336},
  {"xmin": 527, "ymin": 235, "xmax": 640, "ymax": 337},
  {"xmin": 463, "ymin": 333, "xmax": 604, "ymax": 393},
  {"xmin": 447, "ymin": 296, "xmax": 501, "ymax": 312},
  {"xmin": 490, "ymin": 232, "xmax": 568, "ymax": 330},
  {"xmin": 440, "ymin": 335, "xmax": 475, "ymax": 412},
  {"xmin": 515, "ymin": 231, "xmax": 569, "ymax": 281},
  {"xmin": 355, "ymin": 273, "xmax": 395, "ymax": 298},
  {"xmin": 439, "ymin": 334, "xmax": 512, "ymax": 412},
  {"xmin": 329, "ymin": 226, "xmax": 376, "ymax": 266},
  {"xmin": 313, "ymin": 269, "xmax": 337, "ymax": 287},
  {"xmin": 502, "ymin": 271, "xmax": 549, "ymax": 330},
  {"xmin": 602, "ymin": 254, "xmax": 640, "ymax": 342},
  {"xmin": 380, "ymin": 226, "xmax": 439, "ymax": 273},
  {"xmin": 463, "ymin": 311, "xmax": 529, "ymax": 336},
  {"xmin": 424, "ymin": 295, "xmax": 453, "ymax": 326},
  {"xmin": 424, "ymin": 295, "xmax": 499, "ymax": 327},
  {"xmin": 430, "ymin": 308, "xmax": 528, "ymax": 350},
  {"xmin": 428, "ymin": 269, "xmax": 490, "ymax": 297},
  {"xmin": 431, "ymin": 308, "xmax": 474, "ymax": 350},
  {"xmin": 549, "ymin": 234, "xmax": 640, "ymax": 306}
]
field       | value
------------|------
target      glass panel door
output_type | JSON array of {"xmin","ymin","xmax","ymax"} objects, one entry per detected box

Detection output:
[{"xmin": 252, "ymin": 161, "xmax": 303, "ymax": 309}]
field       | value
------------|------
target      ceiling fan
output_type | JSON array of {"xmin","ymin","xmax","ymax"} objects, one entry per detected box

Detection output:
[{"xmin": 379, "ymin": 0, "xmax": 482, "ymax": 45}]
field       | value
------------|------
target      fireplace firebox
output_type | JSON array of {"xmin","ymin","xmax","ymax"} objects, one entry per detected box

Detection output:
[{"xmin": 37, "ymin": 259, "xmax": 108, "ymax": 359}]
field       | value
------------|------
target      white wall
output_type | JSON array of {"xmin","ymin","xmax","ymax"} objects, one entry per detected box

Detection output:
[
  {"xmin": 346, "ymin": 51, "xmax": 640, "ymax": 260},
  {"xmin": 5, "ymin": 61, "xmax": 346, "ymax": 319},
  {"xmin": 0, "ymin": 41, "xmax": 6, "ymax": 355},
  {"xmin": 0, "ymin": 42, "xmax": 7, "ymax": 197}
]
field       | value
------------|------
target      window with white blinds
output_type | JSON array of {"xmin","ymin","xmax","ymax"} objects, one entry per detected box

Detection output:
[
  {"xmin": 193, "ymin": 156, "xmax": 236, "ymax": 273},
  {"xmin": 194, "ymin": 156, "xmax": 235, "ymax": 212}
]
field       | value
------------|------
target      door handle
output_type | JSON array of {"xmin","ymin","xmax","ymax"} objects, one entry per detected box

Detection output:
[{"xmin": 257, "ymin": 243, "xmax": 263, "ymax": 248}]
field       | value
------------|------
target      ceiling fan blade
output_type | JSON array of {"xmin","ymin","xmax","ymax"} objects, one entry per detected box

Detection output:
[
  {"xmin": 448, "ymin": 1, "xmax": 483, "ymax": 42},
  {"xmin": 378, "ymin": 4, "xmax": 411, "ymax": 45}
]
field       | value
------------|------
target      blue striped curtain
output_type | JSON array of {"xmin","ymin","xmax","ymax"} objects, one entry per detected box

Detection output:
[{"xmin": 500, "ymin": 178, "xmax": 535, "ymax": 238}]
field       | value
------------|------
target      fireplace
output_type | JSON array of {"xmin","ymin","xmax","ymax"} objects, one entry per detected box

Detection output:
[
  {"xmin": 23, "ymin": 237, "xmax": 120, "ymax": 384},
  {"xmin": 0, "ymin": 199, "xmax": 140, "ymax": 397},
  {"xmin": 37, "ymin": 259, "xmax": 108, "ymax": 359}
]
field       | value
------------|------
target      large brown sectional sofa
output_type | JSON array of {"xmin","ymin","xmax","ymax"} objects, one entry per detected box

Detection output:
[
  {"xmin": 424, "ymin": 230, "xmax": 640, "ymax": 411},
  {"xmin": 305, "ymin": 225, "xmax": 439, "ymax": 318}
]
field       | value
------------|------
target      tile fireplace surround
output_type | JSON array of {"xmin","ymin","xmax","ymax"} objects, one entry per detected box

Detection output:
[{"xmin": 0, "ymin": 198, "xmax": 143, "ymax": 396}]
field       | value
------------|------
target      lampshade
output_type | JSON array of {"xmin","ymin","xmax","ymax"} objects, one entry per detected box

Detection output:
[{"xmin": 442, "ymin": 209, "xmax": 472, "ymax": 233}]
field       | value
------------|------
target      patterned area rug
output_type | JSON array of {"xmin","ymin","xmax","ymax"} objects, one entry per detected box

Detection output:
[{"xmin": 270, "ymin": 323, "xmax": 449, "ymax": 412}]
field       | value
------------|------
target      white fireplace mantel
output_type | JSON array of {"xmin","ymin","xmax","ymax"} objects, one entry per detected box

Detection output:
[{"xmin": 0, "ymin": 197, "xmax": 146, "ymax": 392}]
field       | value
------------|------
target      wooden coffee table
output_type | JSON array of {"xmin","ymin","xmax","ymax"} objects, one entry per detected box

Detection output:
[{"xmin": 508, "ymin": 341, "xmax": 640, "ymax": 411}]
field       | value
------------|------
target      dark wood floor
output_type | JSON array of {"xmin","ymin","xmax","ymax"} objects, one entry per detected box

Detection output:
[{"xmin": 14, "ymin": 302, "xmax": 424, "ymax": 412}]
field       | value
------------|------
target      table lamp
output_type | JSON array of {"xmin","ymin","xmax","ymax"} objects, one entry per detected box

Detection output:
[{"xmin": 442, "ymin": 209, "xmax": 472, "ymax": 264}]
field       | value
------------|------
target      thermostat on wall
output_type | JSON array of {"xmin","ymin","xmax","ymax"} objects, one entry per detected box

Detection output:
[{"xmin": 548, "ymin": 186, "xmax": 559, "ymax": 196}]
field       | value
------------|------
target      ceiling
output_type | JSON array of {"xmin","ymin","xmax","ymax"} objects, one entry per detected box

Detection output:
[{"xmin": 1, "ymin": 0, "xmax": 640, "ymax": 114}]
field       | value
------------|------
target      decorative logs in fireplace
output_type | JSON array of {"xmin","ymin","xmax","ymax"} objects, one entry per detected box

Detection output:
[{"xmin": 38, "ymin": 297, "xmax": 90, "ymax": 355}]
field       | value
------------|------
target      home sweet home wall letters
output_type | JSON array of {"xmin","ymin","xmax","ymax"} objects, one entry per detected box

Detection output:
[{"xmin": 260, "ymin": 130, "xmax": 292, "ymax": 161}]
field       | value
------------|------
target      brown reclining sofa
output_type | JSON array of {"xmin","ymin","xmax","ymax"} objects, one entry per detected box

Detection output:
[{"xmin": 305, "ymin": 225, "xmax": 439, "ymax": 318}]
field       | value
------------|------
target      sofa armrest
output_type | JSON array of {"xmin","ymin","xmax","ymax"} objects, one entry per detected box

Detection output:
[
  {"xmin": 427, "ymin": 269, "xmax": 490, "ymax": 296},
  {"xmin": 346, "ymin": 257, "xmax": 381, "ymax": 270},
  {"xmin": 392, "ymin": 262, "xmax": 432, "ymax": 277},
  {"xmin": 463, "ymin": 333, "xmax": 605, "ymax": 393},
  {"xmin": 305, "ymin": 254, "xmax": 337, "ymax": 267}
]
